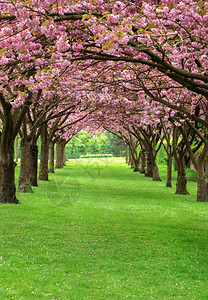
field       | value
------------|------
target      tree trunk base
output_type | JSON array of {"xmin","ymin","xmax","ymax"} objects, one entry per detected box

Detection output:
[
  {"xmin": 176, "ymin": 177, "xmax": 189, "ymax": 195},
  {"xmin": 38, "ymin": 176, "xmax": 49, "ymax": 181},
  {"xmin": 18, "ymin": 181, "xmax": 33, "ymax": 193},
  {"xmin": 196, "ymin": 178, "xmax": 208, "ymax": 202},
  {"xmin": 18, "ymin": 139, "xmax": 33, "ymax": 194},
  {"xmin": 175, "ymin": 160, "xmax": 189, "ymax": 195},
  {"xmin": 152, "ymin": 178, "xmax": 162, "ymax": 182},
  {"xmin": 0, "ymin": 161, "xmax": 19, "ymax": 204},
  {"xmin": 145, "ymin": 172, "xmax": 153, "ymax": 178},
  {"xmin": 175, "ymin": 190, "xmax": 190, "ymax": 195},
  {"xmin": 30, "ymin": 178, "xmax": 38, "ymax": 187},
  {"xmin": 166, "ymin": 182, "xmax": 172, "ymax": 188},
  {"xmin": 30, "ymin": 144, "xmax": 38, "ymax": 187},
  {"xmin": 0, "ymin": 193, "xmax": 19, "ymax": 204},
  {"xmin": 196, "ymin": 198, "xmax": 208, "ymax": 202}
]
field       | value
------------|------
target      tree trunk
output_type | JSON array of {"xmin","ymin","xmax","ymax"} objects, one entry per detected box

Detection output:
[
  {"xmin": 38, "ymin": 124, "xmax": 49, "ymax": 181},
  {"xmin": 152, "ymin": 159, "xmax": 161, "ymax": 181},
  {"xmin": 139, "ymin": 150, "xmax": 146, "ymax": 174},
  {"xmin": 18, "ymin": 139, "xmax": 33, "ymax": 193},
  {"xmin": 63, "ymin": 149, "xmax": 67, "ymax": 165},
  {"xmin": 176, "ymin": 158, "xmax": 189, "ymax": 195},
  {"xmin": 128, "ymin": 146, "xmax": 132, "ymax": 166},
  {"xmin": 130, "ymin": 157, "xmax": 135, "ymax": 169},
  {"xmin": 125, "ymin": 144, "xmax": 129, "ymax": 164},
  {"xmin": 15, "ymin": 136, "xmax": 19, "ymax": 163},
  {"xmin": 128, "ymin": 148, "xmax": 133, "ymax": 168},
  {"xmin": 55, "ymin": 141, "xmax": 64, "ymax": 169},
  {"xmin": 0, "ymin": 148, "xmax": 18, "ymax": 204},
  {"xmin": 145, "ymin": 147, "xmax": 153, "ymax": 177},
  {"xmin": 197, "ymin": 156, "xmax": 208, "ymax": 202},
  {"xmin": 30, "ymin": 144, "xmax": 38, "ymax": 186},
  {"xmin": 133, "ymin": 159, "xmax": 140, "ymax": 172},
  {"xmin": 49, "ymin": 142, "xmax": 55, "ymax": 173},
  {"xmin": 0, "ymin": 92, "xmax": 33, "ymax": 203},
  {"xmin": 166, "ymin": 155, "xmax": 172, "ymax": 188},
  {"xmin": 128, "ymin": 144, "xmax": 139, "ymax": 172}
]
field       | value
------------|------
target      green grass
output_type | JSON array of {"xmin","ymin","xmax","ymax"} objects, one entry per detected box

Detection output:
[
  {"xmin": 0, "ymin": 158, "xmax": 208, "ymax": 299},
  {"xmin": 80, "ymin": 154, "xmax": 114, "ymax": 158}
]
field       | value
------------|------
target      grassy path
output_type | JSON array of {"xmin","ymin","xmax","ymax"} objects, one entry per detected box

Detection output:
[{"xmin": 0, "ymin": 158, "xmax": 208, "ymax": 299}]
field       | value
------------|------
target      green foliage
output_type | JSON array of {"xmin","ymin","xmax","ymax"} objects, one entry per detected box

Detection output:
[
  {"xmin": 157, "ymin": 145, "xmax": 168, "ymax": 165},
  {"xmin": 0, "ymin": 159, "xmax": 208, "ymax": 299},
  {"xmin": 186, "ymin": 167, "xmax": 198, "ymax": 181},
  {"xmin": 15, "ymin": 131, "xmax": 125, "ymax": 160},
  {"xmin": 66, "ymin": 131, "xmax": 125, "ymax": 158},
  {"xmin": 80, "ymin": 154, "xmax": 113, "ymax": 158},
  {"xmin": 106, "ymin": 132, "xmax": 125, "ymax": 157}
]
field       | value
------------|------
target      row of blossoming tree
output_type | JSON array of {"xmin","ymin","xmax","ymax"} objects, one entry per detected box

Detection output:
[{"xmin": 0, "ymin": 0, "xmax": 208, "ymax": 203}]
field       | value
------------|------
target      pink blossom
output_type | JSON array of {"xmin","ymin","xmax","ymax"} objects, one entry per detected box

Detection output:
[
  {"xmin": 112, "ymin": 2, "xmax": 125, "ymax": 15},
  {"xmin": 163, "ymin": 6, "xmax": 169, "ymax": 14},
  {"xmin": 120, "ymin": 36, "xmax": 129, "ymax": 45},
  {"xmin": 38, "ymin": 82, "xmax": 47, "ymax": 89},
  {"xmin": 51, "ymin": 53, "xmax": 62, "ymax": 60},
  {"xmin": 35, "ymin": 58, "xmax": 45, "ymax": 65},
  {"xmin": 61, "ymin": 60, "xmax": 70, "ymax": 67},
  {"xmin": 1, "ymin": 27, "xmax": 13, "ymax": 35},
  {"xmin": 19, "ymin": 53, "xmax": 31, "ymax": 62},
  {"xmin": 0, "ymin": 56, "xmax": 8, "ymax": 65},
  {"xmin": 56, "ymin": 38, "xmax": 69, "ymax": 52},
  {"xmin": 15, "ymin": 7, "xmax": 30, "ymax": 21},
  {"xmin": 107, "ymin": 15, "xmax": 119, "ymax": 26},
  {"xmin": 72, "ymin": 43, "xmax": 83, "ymax": 52},
  {"xmin": 7, "ymin": 4, "xmax": 16, "ymax": 14},
  {"xmin": 28, "ymin": 17, "xmax": 40, "ymax": 28},
  {"xmin": 11, "ymin": 97, "xmax": 24, "ymax": 108}
]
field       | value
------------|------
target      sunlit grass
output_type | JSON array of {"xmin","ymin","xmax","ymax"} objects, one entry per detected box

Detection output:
[{"xmin": 0, "ymin": 158, "xmax": 208, "ymax": 299}]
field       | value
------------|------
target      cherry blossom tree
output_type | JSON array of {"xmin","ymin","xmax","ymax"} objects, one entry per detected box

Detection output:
[{"xmin": 1, "ymin": 0, "xmax": 208, "ymax": 203}]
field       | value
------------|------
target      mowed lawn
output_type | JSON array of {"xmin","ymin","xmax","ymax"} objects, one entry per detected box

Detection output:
[{"xmin": 0, "ymin": 158, "xmax": 208, "ymax": 299}]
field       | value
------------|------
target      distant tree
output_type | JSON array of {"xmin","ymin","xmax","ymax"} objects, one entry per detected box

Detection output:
[{"xmin": 107, "ymin": 133, "xmax": 125, "ymax": 157}]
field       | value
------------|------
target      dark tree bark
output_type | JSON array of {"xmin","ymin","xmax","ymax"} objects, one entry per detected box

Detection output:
[
  {"xmin": 49, "ymin": 142, "xmax": 55, "ymax": 173},
  {"xmin": 125, "ymin": 144, "xmax": 129, "ymax": 164},
  {"xmin": 18, "ymin": 139, "xmax": 33, "ymax": 193},
  {"xmin": 127, "ymin": 145, "xmax": 132, "ymax": 166},
  {"xmin": 126, "ymin": 138, "xmax": 140, "ymax": 172},
  {"xmin": 181, "ymin": 127, "xmax": 208, "ymax": 201},
  {"xmin": 130, "ymin": 157, "xmax": 134, "ymax": 169},
  {"xmin": 0, "ymin": 94, "xmax": 19, "ymax": 204},
  {"xmin": 172, "ymin": 127, "xmax": 189, "ymax": 195},
  {"xmin": 30, "ymin": 143, "xmax": 38, "ymax": 186},
  {"xmin": 137, "ymin": 126, "xmax": 162, "ymax": 181},
  {"xmin": 152, "ymin": 159, "xmax": 161, "ymax": 181},
  {"xmin": 160, "ymin": 124, "xmax": 173, "ymax": 188},
  {"xmin": 133, "ymin": 159, "xmax": 140, "ymax": 172},
  {"xmin": 55, "ymin": 140, "xmax": 65, "ymax": 169},
  {"xmin": 0, "ymin": 92, "xmax": 33, "ymax": 202},
  {"xmin": 196, "ymin": 145, "xmax": 208, "ymax": 202},
  {"xmin": 38, "ymin": 124, "xmax": 49, "ymax": 181},
  {"xmin": 63, "ymin": 149, "xmax": 68, "ymax": 165},
  {"xmin": 166, "ymin": 155, "xmax": 173, "ymax": 188},
  {"xmin": 128, "ymin": 148, "xmax": 134, "ymax": 168},
  {"xmin": 145, "ymin": 145, "xmax": 153, "ymax": 177},
  {"xmin": 197, "ymin": 161, "xmax": 208, "ymax": 202},
  {"xmin": 0, "ymin": 148, "xmax": 18, "ymax": 204},
  {"xmin": 139, "ymin": 150, "xmax": 146, "ymax": 174},
  {"xmin": 175, "ymin": 158, "xmax": 189, "ymax": 195},
  {"xmin": 15, "ymin": 136, "xmax": 19, "ymax": 163},
  {"xmin": 176, "ymin": 119, "xmax": 208, "ymax": 201}
]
